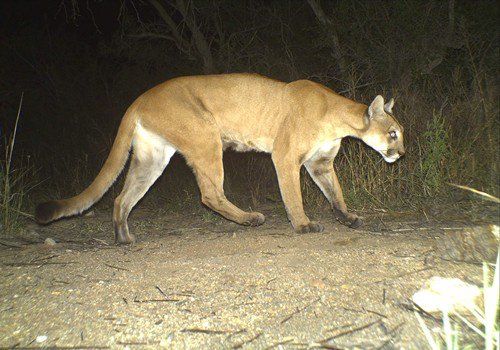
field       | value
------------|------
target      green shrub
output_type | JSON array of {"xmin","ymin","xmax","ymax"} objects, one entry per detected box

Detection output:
[{"xmin": 418, "ymin": 112, "xmax": 451, "ymax": 197}]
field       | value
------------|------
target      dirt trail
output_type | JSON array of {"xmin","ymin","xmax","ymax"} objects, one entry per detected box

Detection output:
[{"xmin": 0, "ymin": 207, "xmax": 484, "ymax": 349}]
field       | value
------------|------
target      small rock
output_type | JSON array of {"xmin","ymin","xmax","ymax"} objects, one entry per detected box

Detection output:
[
  {"xmin": 310, "ymin": 279, "xmax": 326, "ymax": 288},
  {"xmin": 44, "ymin": 237, "xmax": 56, "ymax": 246},
  {"xmin": 36, "ymin": 335, "xmax": 48, "ymax": 342},
  {"xmin": 84, "ymin": 210, "xmax": 96, "ymax": 217}
]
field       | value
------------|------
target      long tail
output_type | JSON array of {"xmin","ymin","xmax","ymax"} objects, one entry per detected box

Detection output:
[{"xmin": 35, "ymin": 106, "xmax": 138, "ymax": 224}]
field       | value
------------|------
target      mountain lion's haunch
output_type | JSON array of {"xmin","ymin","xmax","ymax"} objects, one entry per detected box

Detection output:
[{"xmin": 36, "ymin": 73, "xmax": 405, "ymax": 244}]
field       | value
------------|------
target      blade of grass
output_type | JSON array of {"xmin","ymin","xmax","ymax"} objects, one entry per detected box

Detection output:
[
  {"xmin": 447, "ymin": 183, "xmax": 500, "ymax": 204},
  {"xmin": 484, "ymin": 253, "xmax": 499, "ymax": 350},
  {"xmin": 415, "ymin": 311, "xmax": 440, "ymax": 350}
]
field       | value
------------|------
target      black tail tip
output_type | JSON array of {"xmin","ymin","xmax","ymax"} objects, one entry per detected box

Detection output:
[{"xmin": 35, "ymin": 201, "xmax": 61, "ymax": 224}]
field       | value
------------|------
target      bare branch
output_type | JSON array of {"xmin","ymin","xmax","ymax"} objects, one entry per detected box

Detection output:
[
  {"xmin": 306, "ymin": 0, "xmax": 331, "ymax": 26},
  {"xmin": 145, "ymin": 0, "xmax": 217, "ymax": 73},
  {"xmin": 175, "ymin": 0, "xmax": 217, "ymax": 73},
  {"xmin": 129, "ymin": 32, "xmax": 176, "ymax": 41},
  {"xmin": 147, "ymin": 0, "xmax": 189, "ymax": 53},
  {"xmin": 306, "ymin": 0, "xmax": 347, "ymax": 76},
  {"xmin": 421, "ymin": 0, "xmax": 463, "ymax": 74}
]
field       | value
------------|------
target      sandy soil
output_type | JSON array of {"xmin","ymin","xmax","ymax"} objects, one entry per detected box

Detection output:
[{"xmin": 0, "ymin": 205, "xmax": 488, "ymax": 349}]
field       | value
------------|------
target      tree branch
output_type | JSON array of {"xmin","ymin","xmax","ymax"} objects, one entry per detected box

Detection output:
[
  {"xmin": 175, "ymin": 0, "xmax": 217, "ymax": 73},
  {"xmin": 147, "ymin": 0, "xmax": 190, "ymax": 53},
  {"xmin": 145, "ymin": 0, "xmax": 217, "ymax": 73},
  {"xmin": 306, "ymin": 0, "xmax": 347, "ymax": 76}
]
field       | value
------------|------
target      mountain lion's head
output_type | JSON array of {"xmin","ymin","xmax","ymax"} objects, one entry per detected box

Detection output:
[{"xmin": 362, "ymin": 95, "xmax": 405, "ymax": 163}]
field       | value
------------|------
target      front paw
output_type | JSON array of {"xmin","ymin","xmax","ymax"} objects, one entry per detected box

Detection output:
[
  {"xmin": 348, "ymin": 217, "xmax": 363, "ymax": 229},
  {"xmin": 242, "ymin": 212, "xmax": 266, "ymax": 226},
  {"xmin": 334, "ymin": 209, "xmax": 363, "ymax": 229},
  {"xmin": 295, "ymin": 221, "xmax": 324, "ymax": 234}
]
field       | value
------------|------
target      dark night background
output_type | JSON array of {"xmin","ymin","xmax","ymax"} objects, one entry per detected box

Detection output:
[{"xmin": 1, "ymin": 0, "xmax": 499, "ymax": 226}]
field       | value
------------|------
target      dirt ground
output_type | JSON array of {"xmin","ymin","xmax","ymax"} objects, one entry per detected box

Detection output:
[{"xmin": 0, "ymin": 204, "xmax": 491, "ymax": 349}]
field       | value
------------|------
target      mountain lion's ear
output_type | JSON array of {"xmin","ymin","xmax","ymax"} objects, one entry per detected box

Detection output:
[
  {"xmin": 368, "ymin": 95, "xmax": 385, "ymax": 118},
  {"xmin": 384, "ymin": 98, "xmax": 394, "ymax": 114}
]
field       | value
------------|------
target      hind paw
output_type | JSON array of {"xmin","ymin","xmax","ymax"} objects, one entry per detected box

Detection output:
[{"xmin": 295, "ymin": 221, "xmax": 324, "ymax": 234}]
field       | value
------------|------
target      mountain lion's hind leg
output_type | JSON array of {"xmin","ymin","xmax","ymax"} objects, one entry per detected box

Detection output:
[
  {"xmin": 113, "ymin": 129, "xmax": 176, "ymax": 244},
  {"xmin": 304, "ymin": 158, "xmax": 362, "ymax": 229},
  {"xmin": 185, "ymin": 137, "xmax": 265, "ymax": 227}
]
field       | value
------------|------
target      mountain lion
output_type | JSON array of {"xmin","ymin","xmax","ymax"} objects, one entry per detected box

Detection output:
[{"xmin": 36, "ymin": 73, "xmax": 405, "ymax": 244}]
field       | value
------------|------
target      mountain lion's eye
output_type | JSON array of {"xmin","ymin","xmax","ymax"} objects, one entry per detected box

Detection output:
[{"xmin": 389, "ymin": 130, "xmax": 397, "ymax": 140}]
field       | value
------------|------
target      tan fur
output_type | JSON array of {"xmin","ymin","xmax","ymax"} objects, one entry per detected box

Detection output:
[{"xmin": 35, "ymin": 73, "xmax": 405, "ymax": 244}]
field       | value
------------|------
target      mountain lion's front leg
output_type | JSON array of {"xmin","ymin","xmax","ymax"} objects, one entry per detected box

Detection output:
[
  {"xmin": 272, "ymin": 154, "xmax": 324, "ymax": 233},
  {"xmin": 304, "ymin": 158, "xmax": 362, "ymax": 229}
]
